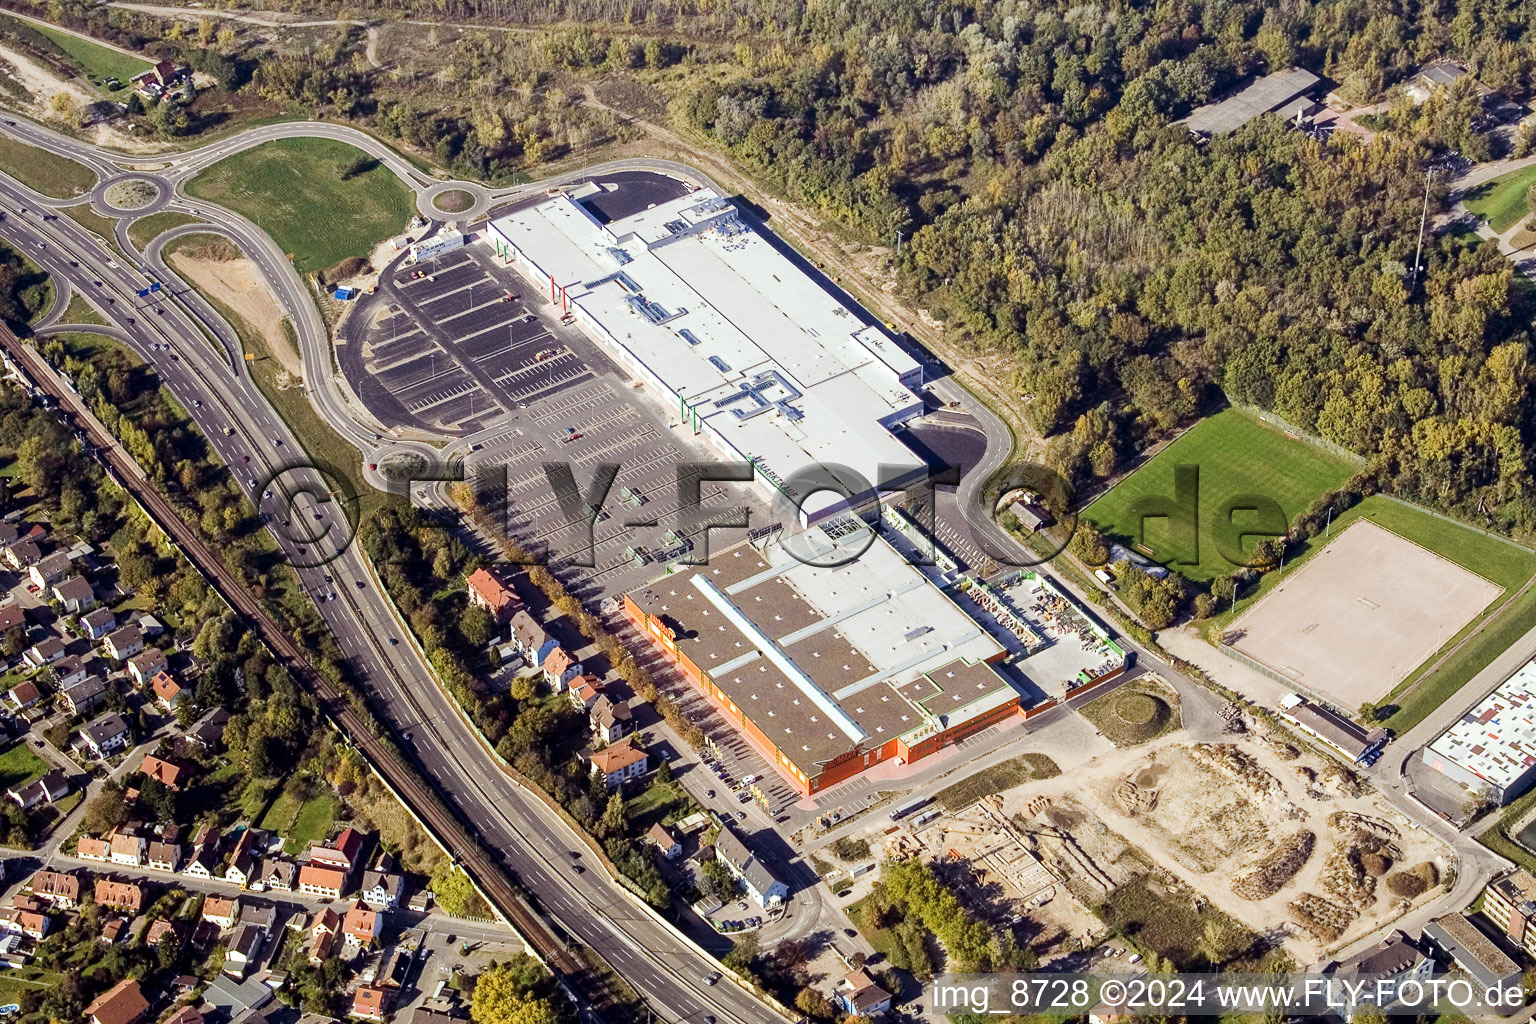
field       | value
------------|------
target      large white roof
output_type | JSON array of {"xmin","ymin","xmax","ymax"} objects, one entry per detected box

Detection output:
[
  {"xmin": 1428, "ymin": 660, "xmax": 1536, "ymax": 790},
  {"xmin": 489, "ymin": 188, "xmax": 924, "ymax": 516}
]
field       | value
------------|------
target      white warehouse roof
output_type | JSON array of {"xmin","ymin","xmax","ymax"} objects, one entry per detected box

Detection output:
[
  {"xmin": 1427, "ymin": 660, "xmax": 1536, "ymax": 792},
  {"xmin": 487, "ymin": 186, "xmax": 926, "ymax": 520}
]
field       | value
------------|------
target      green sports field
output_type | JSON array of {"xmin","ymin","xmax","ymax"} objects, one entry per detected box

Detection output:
[
  {"xmin": 185, "ymin": 137, "xmax": 415, "ymax": 271},
  {"xmin": 1083, "ymin": 409, "xmax": 1358, "ymax": 581},
  {"xmin": 1464, "ymin": 164, "xmax": 1536, "ymax": 233}
]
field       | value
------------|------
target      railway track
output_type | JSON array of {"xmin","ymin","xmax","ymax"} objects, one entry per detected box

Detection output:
[{"xmin": 0, "ymin": 327, "xmax": 596, "ymax": 989}]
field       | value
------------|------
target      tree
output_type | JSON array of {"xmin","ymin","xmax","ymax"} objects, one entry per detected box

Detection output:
[
  {"xmin": 81, "ymin": 781, "xmax": 130, "ymax": 834},
  {"xmin": 461, "ymin": 605, "xmax": 495, "ymax": 649},
  {"xmin": 600, "ymin": 793, "xmax": 626, "ymax": 836},
  {"xmin": 722, "ymin": 932, "xmax": 759, "ymax": 975},
  {"xmin": 470, "ymin": 960, "xmax": 560, "ymax": 1024}
]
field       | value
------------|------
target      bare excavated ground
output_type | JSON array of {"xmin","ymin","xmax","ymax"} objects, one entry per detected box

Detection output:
[
  {"xmin": 169, "ymin": 249, "xmax": 300, "ymax": 378},
  {"xmin": 992, "ymin": 718, "xmax": 1451, "ymax": 964}
]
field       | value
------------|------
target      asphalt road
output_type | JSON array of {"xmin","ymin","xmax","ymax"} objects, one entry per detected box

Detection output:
[
  {"xmin": 0, "ymin": 104, "xmax": 1511, "ymax": 1011},
  {"xmin": 0, "ymin": 119, "xmax": 788, "ymax": 1023}
]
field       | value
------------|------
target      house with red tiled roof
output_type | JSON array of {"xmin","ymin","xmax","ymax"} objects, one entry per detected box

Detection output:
[
  {"xmin": 567, "ymin": 674, "xmax": 602, "ymax": 709},
  {"xmin": 308, "ymin": 826, "xmax": 364, "ymax": 872},
  {"xmin": 94, "ymin": 878, "xmax": 143, "ymax": 913},
  {"xmin": 149, "ymin": 670, "xmax": 181, "ymax": 711},
  {"xmin": 28, "ymin": 869, "xmax": 81, "ymax": 909},
  {"xmin": 85, "ymin": 978, "xmax": 148, "ymax": 1024},
  {"xmin": 586, "ymin": 737, "xmax": 648, "ymax": 790},
  {"xmin": 139, "ymin": 754, "xmax": 189, "ymax": 790},
  {"xmin": 543, "ymin": 646, "xmax": 581, "ymax": 690},
  {"xmin": 298, "ymin": 863, "xmax": 348, "ymax": 900},
  {"xmin": 466, "ymin": 567, "xmax": 522, "ymax": 624},
  {"xmin": 202, "ymin": 894, "xmax": 238, "ymax": 929},
  {"xmin": 0, "ymin": 906, "xmax": 50, "ymax": 939},
  {"xmin": 77, "ymin": 835, "xmax": 109, "ymax": 861},
  {"xmin": 342, "ymin": 899, "xmax": 383, "ymax": 947},
  {"xmin": 308, "ymin": 906, "xmax": 340, "ymax": 963},
  {"xmin": 352, "ymin": 984, "xmax": 394, "ymax": 1021}
]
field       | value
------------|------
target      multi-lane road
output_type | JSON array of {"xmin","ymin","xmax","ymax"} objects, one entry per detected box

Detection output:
[
  {"xmin": 0, "ymin": 100, "xmax": 1516, "ymax": 1016},
  {"xmin": 0, "ymin": 117, "xmax": 790, "ymax": 1023}
]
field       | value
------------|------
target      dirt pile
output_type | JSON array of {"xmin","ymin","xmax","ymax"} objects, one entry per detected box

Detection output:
[{"xmin": 1231, "ymin": 831, "xmax": 1315, "ymax": 901}]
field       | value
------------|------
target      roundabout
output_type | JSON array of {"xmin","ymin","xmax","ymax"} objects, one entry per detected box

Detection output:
[
  {"xmin": 92, "ymin": 173, "xmax": 170, "ymax": 215},
  {"xmin": 417, "ymin": 179, "xmax": 492, "ymax": 221}
]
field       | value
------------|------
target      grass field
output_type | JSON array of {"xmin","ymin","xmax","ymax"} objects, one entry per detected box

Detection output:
[
  {"xmin": 1083, "ymin": 409, "xmax": 1357, "ymax": 582},
  {"xmin": 0, "ymin": 742, "xmax": 49, "ymax": 791},
  {"xmin": 185, "ymin": 137, "xmax": 415, "ymax": 271},
  {"xmin": 127, "ymin": 210, "xmax": 203, "ymax": 251},
  {"xmin": 934, "ymin": 752, "xmax": 1060, "ymax": 810},
  {"xmin": 20, "ymin": 19, "xmax": 149, "ymax": 90},
  {"xmin": 1096, "ymin": 878, "xmax": 1252, "ymax": 969},
  {"xmin": 1205, "ymin": 493, "xmax": 1536, "ymax": 733},
  {"xmin": 0, "ymin": 135, "xmax": 96, "ymax": 199},
  {"xmin": 1081, "ymin": 680, "xmax": 1181, "ymax": 746},
  {"xmin": 59, "ymin": 293, "xmax": 103, "ymax": 326},
  {"xmin": 266, "ymin": 790, "xmax": 338, "ymax": 855},
  {"xmin": 2, "ymin": 242, "xmax": 52, "ymax": 324},
  {"xmin": 59, "ymin": 203, "xmax": 120, "ymax": 247},
  {"xmin": 1465, "ymin": 165, "xmax": 1536, "ymax": 233}
]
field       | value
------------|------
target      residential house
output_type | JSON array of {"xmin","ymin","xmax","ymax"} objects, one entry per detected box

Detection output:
[
  {"xmin": 466, "ymin": 567, "xmax": 522, "ymax": 624},
  {"xmin": 8, "ymin": 768, "xmax": 68, "ymax": 810},
  {"xmin": 27, "ymin": 869, "xmax": 81, "ymax": 909},
  {"xmin": 60, "ymin": 672, "xmax": 106, "ymax": 716},
  {"xmin": 586, "ymin": 737, "xmax": 647, "ymax": 790},
  {"xmin": 146, "ymin": 840, "xmax": 182, "ymax": 872},
  {"xmin": 103, "ymin": 624, "xmax": 143, "ymax": 662},
  {"xmin": 94, "ymin": 878, "xmax": 144, "ymax": 913},
  {"xmin": 203, "ymin": 895, "xmax": 240, "ymax": 930},
  {"xmin": 352, "ymin": 985, "xmax": 395, "ymax": 1022},
  {"xmin": 543, "ymin": 646, "xmax": 581, "ymax": 690},
  {"xmin": 297, "ymin": 864, "xmax": 347, "ymax": 900},
  {"xmin": 836, "ymin": 970, "xmax": 894, "ymax": 1017},
  {"xmin": 187, "ymin": 707, "xmax": 230, "ymax": 752},
  {"xmin": 140, "ymin": 753, "xmax": 189, "ymax": 790},
  {"xmin": 1326, "ymin": 930, "xmax": 1435, "ymax": 1018},
  {"xmin": 162, "ymin": 1008, "xmax": 202, "ymax": 1024},
  {"xmin": 53, "ymin": 654, "xmax": 89, "ymax": 690},
  {"xmin": 79, "ymin": 713, "xmax": 130, "ymax": 759},
  {"xmin": 52, "ymin": 574, "xmax": 96, "ymax": 614},
  {"xmin": 568, "ymin": 674, "xmax": 602, "ymax": 710},
  {"xmin": 0, "ymin": 602, "xmax": 22, "ymax": 634},
  {"xmin": 714, "ymin": 827, "xmax": 788, "ymax": 907},
  {"xmin": 150, "ymin": 670, "xmax": 182, "ymax": 712},
  {"xmin": 80, "ymin": 608, "xmax": 116, "ymax": 640},
  {"xmin": 99, "ymin": 916, "xmax": 126, "ymax": 945},
  {"xmin": 308, "ymin": 907, "xmax": 340, "ymax": 963},
  {"xmin": 342, "ymin": 900, "xmax": 383, "ymax": 948},
  {"xmin": 77, "ymin": 835, "xmax": 110, "ymax": 861},
  {"xmin": 308, "ymin": 827, "xmax": 365, "ymax": 873},
  {"xmin": 647, "ymin": 823, "xmax": 681, "ymax": 860},
  {"xmin": 225, "ymin": 921, "xmax": 268, "ymax": 979},
  {"xmin": 225, "ymin": 828, "xmax": 257, "ymax": 887},
  {"xmin": 4, "ymin": 680, "xmax": 40, "ymax": 714},
  {"xmin": 109, "ymin": 830, "xmax": 146, "ymax": 867},
  {"xmin": 21, "ymin": 637, "xmax": 63, "ymax": 670},
  {"xmin": 590, "ymin": 694, "xmax": 632, "ymax": 744},
  {"xmin": 258, "ymin": 858, "xmax": 295, "ymax": 892},
  {"xmin": 127, "ymin": 648, "xmax": 168, "ymax": 686},
  {"xmin": 510, "ymin": 609, "xmax": 553, "ymax": 663},
  {"xmin": 0, "ymin": 522, "xmax": 18, "ymax": 548},
  {"xmin": 3, "ymin": 538, "xmax": 39, "ymax": 569},
  {"xmin": 0, "ymin": 905, "xmax": 50, "ymax": 940},
  {"xmin": 28, "ymin": 551, "xmax": 71, "ymax": 589},
  {"xmin": 144, "ymin": 919, "xmax": 180, "ymax": 946},
  {"xmin": 183, "ymin": 826, "xmax": 219, "ymax": 878},
  {"xmin": 360, "ymin": 866, "xmax": 403, "ymax": 910},
  {"xmin": 85, "ymin": 978, "xmax": 148, "ymax": 1024}
]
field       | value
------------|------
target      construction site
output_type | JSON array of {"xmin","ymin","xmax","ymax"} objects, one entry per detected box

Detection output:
[{"xmin": 828, "ymin": 695, "xmax": 1453, "ymax": 968}]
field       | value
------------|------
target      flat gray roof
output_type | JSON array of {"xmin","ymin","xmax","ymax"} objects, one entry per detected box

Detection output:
[{"xmin": 1184, "ymin": 67, "xmax": 1320, "ymax": 136}]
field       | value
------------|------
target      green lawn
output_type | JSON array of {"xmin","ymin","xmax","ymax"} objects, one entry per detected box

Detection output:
[
  {"xmin": 933, "ymin": 752, "xmax": 1060, "ymax": 810},
  {"xmin": 12, "ymin": 17, "xmax": 150, "ymax": 91},
  {"xmin": 1464, "ymin": 164, "xmax": 1536, "ymax": 233},
  {"xmin": 1083, "ymin": 408, "xmax": 1358, "ymax": 581},
  {"xmin": 60, "ymin": 202, "xmax": 121, "ymax": 245},
  {"xmin": 1203, "ymin": 492, "xmax": 1536, "ymax": 733},
  {"xmin": 0, "ymin": 742, "xmax": 50, "ymax": 791},
  {"xmin": 59, "ymin": 293, "xmax": 104, "ymax": 326},
  {"xmin": 185, "ymin": 137, "xmax": 415, "ymax": 271},
  {"xmin": 283, "ymin": 793, "xmax": 338, "ymax": 855},
  {"xmin": 625, "ymin": 778, "xmax": 696, "ymax": 832},
  {"xmin": 0, "ymin": 135, "xmax": 96, "ymax": 199},
  {"xmin": 128, "ymin": 210, "xmax": 203, "ymax": 252}
]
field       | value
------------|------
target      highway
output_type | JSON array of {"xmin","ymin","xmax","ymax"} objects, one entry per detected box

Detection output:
[
  {"xmin": 0, "ymin": 118, "xmax": 789, "ymax": 1023},
  {"xmin": 0, "ymin": 102, "xmax": 1512, "ymax": 1011}
]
